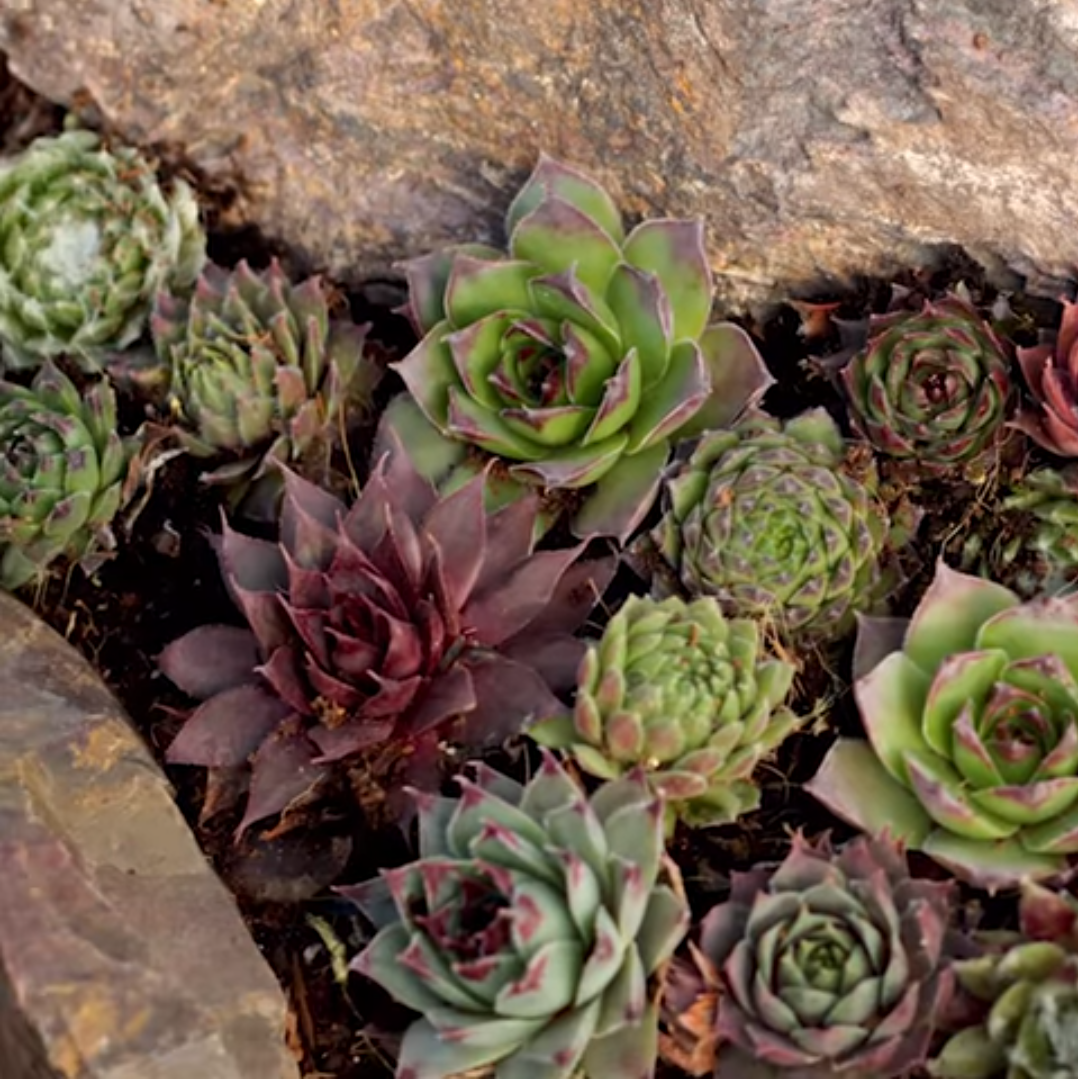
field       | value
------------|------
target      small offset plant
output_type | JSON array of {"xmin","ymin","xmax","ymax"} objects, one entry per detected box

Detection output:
[
  {"xmin": 960, "ymin": 467, "xmax": 1078, "ymax": 597},
  {"xmin": 528, "ymin": 594, "xmax": 805, "ymax": 829},
  {"xmin": 159, "ymin": 417, "xmax": 612, "ymax": 833},
  {"xmin": 838, "ymin": 294, "xmax": 1013, "ymax": 470},
  {"xmin": 808, "ymin": 562, "xmax": 1078, "ymax": 889},
  {"xmin": 653, "ymin": 408, "xmax": 895, "ymax": 644},
  {"xmin": 1013, "ymin": 296, "xmax": 1078, "ymax": 457},
  {"xmin": 695, "ymin": 833, "xmax": 956, "ymax": 1079},
  {"xmin": 392, "ymin": 155, "xmax": 774, "ymax": 539},
  {"xmin": 931, "ymin": 884, "xmax": 1078, "ymax": 1079},
  {"xmin": 0, "ymin": 129, "xmax": 205, "ymax": 368},
  {"xmin": 154, "ymin": 259, "xmax": 380, "ymax": 495},
  {"xmin": 340, "ymin": 753, "xmax": 689, "ymax": 1079},
  {"xmin": 0, "ymin": 361, "xmax": 132, "ymax": 588}
]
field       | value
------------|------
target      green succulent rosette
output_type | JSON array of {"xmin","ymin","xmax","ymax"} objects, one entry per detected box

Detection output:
[
  {"xmin": 808, "ymin": 562, "xmax": 1078, "ymax": 889},
  {"xmin": 392, "ymin": 155, "xmax": 773, "ymax": 540},
  {"xmin": 0, "ymin": 361, "xmax": 132, "ymax": 588},
  {"xmin": 154, "ymin": 259, "xmax": 380, "ymax": 489},
  {"xmin": 655, "ymin": 408, "xmax": 893, "ymax": 644},
  {"xmin": 931, "ymin": 884, "xmax": 1078, "ymax": 1079},
  {"xmin": 0, "ymin": 129, "xmax": 205, "ymax": 369},
  {"xmin": 340, "ymin": 753, "xmax": 689, "ymax": 1079},
  {"xmin": 841, "ymin": 295, "xmax": 1013, "ymax": 470},
  {"xmin": 529, "ymin": 595, "xmax": 803, "ymax": 829}
]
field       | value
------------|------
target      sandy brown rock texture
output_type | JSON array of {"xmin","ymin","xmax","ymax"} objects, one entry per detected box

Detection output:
[
  {"xmin": 0, "ymin": 0, "xmax": 1076, "ymax": 307},
  {"xmin": 0, "ymin": 591, "xmax": 297, "ymax": 1079}
]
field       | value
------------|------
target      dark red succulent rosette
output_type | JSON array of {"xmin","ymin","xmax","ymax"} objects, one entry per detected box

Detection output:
[
  {"xmin": 842, "ymin": 295, "xmax": 1013, "ymax": 470},
  {"xmin": 159, "ymin": 430, "xmax": 613, "ymax": 834},
  {"xmin": 1013, "ymin": 297, "xmax": 1078, "ymax": 457}
]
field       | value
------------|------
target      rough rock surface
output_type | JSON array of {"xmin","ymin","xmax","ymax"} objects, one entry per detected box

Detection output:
[
  {"xmin": 0, "ymin": 0, "xmax": 1077, "ymax": 308},
  {"xmin": 0, "ymin": 592, "xmax": 297, "ymax": 1079}
]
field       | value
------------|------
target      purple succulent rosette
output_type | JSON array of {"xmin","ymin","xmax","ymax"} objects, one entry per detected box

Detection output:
[
  {"xmin": 392, "ymin": 154, "xmax": 773, "ymax": 540},
  {"xmin": 840, "ymin": 295, "xmax": 1013, "ymax": 470},
  {"xmin": 340, "ymin": 753, "xmax": 689, "ymax": 1079},
  {"xmin": 1012, "ymin": 297, "xmax": 1078, "ymax": 457},
  {"xmin": 158, "ymin": 416, "xmax": 614, "ymax": 835},
  {"xmin": 700, "ymin": 833, "xmax": 955, "ymax": 1079},
  {"xmin": 808, "ymin": 562, "xmax": 1078, "ymax": 890}
]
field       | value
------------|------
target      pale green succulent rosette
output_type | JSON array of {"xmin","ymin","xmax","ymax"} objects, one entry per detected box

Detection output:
[
  {"xmin": 656, "ymin": 408, "xmax": 893, "ymax": 644},
  {"xmin": 341, "ymin": 753, "xmax": 689, "ymax": 1079},
  {"xmin": 392, "ymin": 155, "xmax": 773, "ymax": 540},
  {"xmin": 931, "ymin": 884, "xmax": 1078, "ymax": 1079},
  {"xmin": 0, "ymin": 361, "xmax": 132, "ymax": 588},
  {"xmin": 808, "ymin": 562, "xmax": 1078, "ymax": 890},
  {"xmin": 0, "ymin": 129, "xmax": 205, "ymax": 369},
  {"xmin": 153, "ymin": 259, "xmax": 379, "ymax": 490},
  {"xmin": 529, "ymin": 595, "xmax": 803, "ymax": 830}
]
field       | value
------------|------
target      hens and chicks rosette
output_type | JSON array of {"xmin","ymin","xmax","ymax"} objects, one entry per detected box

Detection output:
[
  {"xmin": 159, "ymin": 421, "xmax": 613, "ymax": 834},
  {"xmin": 809, "ymin": 562, "xmax": 1078, "ymax": 890},
  {"xmin": 392, "ymin": 155, "xmax": 773, "ymax": 540}
]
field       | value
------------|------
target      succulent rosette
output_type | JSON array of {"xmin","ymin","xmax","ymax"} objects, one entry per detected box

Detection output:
[
  {"xmin": 340, "ymin": 753, "xmax": 689, "ymax": 1079},
  {"xmin": 1013, "ymin": 296, "xmax": 1078, "ymax": 456},
  {"xmin": 931, "ymin": 884, "xmax": 1078, "ymax": 1079},
  {"xmin": 841, "ymin": 295, "xmax": 1012, "ymax": 469},
  {"xmin": 528, "ymin": 594, "xmax": 804, "ymax": 829},
  {"xmin": 392, "ymin": 155, "xmax": 773, "ymax": 540},
  {"xmin": 0, "ymin": 361, "xmax": 132, "ymax": 588},
  {"xmin": 977, "ymin": 468, "xmax": 1078, "ymax": 597},
  {"xmin": 654, "ymin": 408, "xmax": 894, "ymax": 643},
  {"xmin": 159, "ymin": 418, "xmax": 613, "ymax": 834},
  {"xmin": 0, "ymin": 129, "xmax": 205, "ymax": 369},
  {"xmin": 699, "ymin": 833, "xmax": 954, "ymax": 1079},
  {"xmin": 154, "ymin": 259, "xmax": 380, "ymax": 489},
  {"xmin": 808, "ymin": 562, "xmax": 1078, "ymax": 889}
]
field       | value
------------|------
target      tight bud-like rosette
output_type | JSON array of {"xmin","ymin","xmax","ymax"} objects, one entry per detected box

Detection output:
[
  {"xmin": 159, "ymin": 417, "xmax": 613, "ymax": 834},
  {"xmin": 700, "ymin": 833, "xmax": 955, "ymax": 1079},
  {"xmin": 528, "ymin": 594, "xmax": 803, "ymax": 828},
  {"xmin": 154, "ymin": 259, "xmax": 380, "ymax": 489},
  {"xmin": 841, "ymin": 295, "xmax": 1012, "ymax": 469},
  {"xmin": 393, "ymin": 155, "xmax": 773, "ymax": 539},
  {"xmin": 0, "ymin": 361, "xmax": 132, "ymax": 588},
  {"xmin": 808, "ymin": 562, "xmax": 1078, "ymax": 889},
  {"xmin": 931, "ymin": 884, "xmax": 1078, "ymax": 1079},
  {"xmin": 0, "ymin": 130, "xmax": 205, "ymax": 369},
  {"xmin": 655, "ymin": 409, "xmax": 893, "ymax": 644},
  {"xmin": 1013, "ymin": 297, "xmax": 1078, "ymax": 457},
  {"xmin": 340, "ymin": 754, "xmax": 689, "ymax": 1079}
]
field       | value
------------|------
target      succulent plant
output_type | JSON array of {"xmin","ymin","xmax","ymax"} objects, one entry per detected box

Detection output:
[
  {"xmin": 1012, "ymin": 297, "xmax": 1078, "ymax": 457},
  {"xmin": 653, "ymin": 408, "xmax": 895, "ymax": 644},
  {"xmin": 699, "ymin": 833, "xmax": 955, "ymax": 1079},
  {"xmin": 0, "ymin": 361, "xmax": 132, "ymax": 588},
  {"xmin": 840, "ymin": 295, "xmax": 1013, "ymax": 470},
  {"xmin": 158, "ymin": 418, "xmax": 613, "ymax": 834},
  {"xmin": 339, "ymin": 752, "xmax": 690, "ymax": 1079},
  {"xmin": 528, "ymin": 594, "xmax": 804, "ymax": 829},
  {"xmin": 931, "ymin": 884, "xmax": 1078, "ymax": 1079},
  {"xmin": 154, "ymin": 259, "xmax": 380, "ymax": 492},
  {"xmin": 0, "ymin": 129, "xmax": 205, "ymax": 369},
  {"xmin": 959, "ymin": 468, "xmax": 1078, "ymax": 598},
  {"xmin": 392, "ymin": 155, "xmax": 774, "ymax": 540},
  {"xmin": 808, "ymin": 561, "xmax": 1078, "ymax": 889}
]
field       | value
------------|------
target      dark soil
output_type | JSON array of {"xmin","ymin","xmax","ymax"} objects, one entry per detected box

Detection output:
[{"xmin": 0, "ymin": 57, "xmax": 1066, "ymax": 1079}]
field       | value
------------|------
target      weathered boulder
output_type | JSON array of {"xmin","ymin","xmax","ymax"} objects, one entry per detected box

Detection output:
[
  {"xmin": 0, "ymin": 591, "xmax": 298, "ymax": 1079},
  {"xmin": 0, "ymin": 0, "xmax": 1076, "ymax": 308}
]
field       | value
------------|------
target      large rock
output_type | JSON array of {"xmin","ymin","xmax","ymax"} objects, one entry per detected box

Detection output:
[
  {"xmin": 0, "ymin": 591, "xmax": 298, "ymax": 1079},
  {"xmin": 0, "ymin": 0, "xmax": 1076, "ymax": 307}
]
